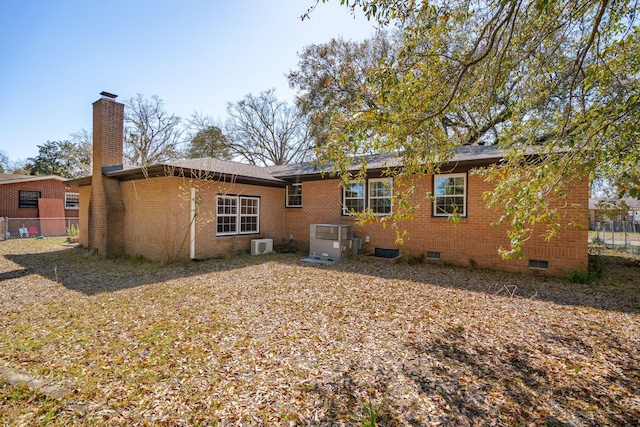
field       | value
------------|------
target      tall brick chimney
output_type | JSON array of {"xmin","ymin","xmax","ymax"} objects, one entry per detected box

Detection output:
[{"xmin": 89, "ymin": 92, "xmax": 125, "ymax": 257}]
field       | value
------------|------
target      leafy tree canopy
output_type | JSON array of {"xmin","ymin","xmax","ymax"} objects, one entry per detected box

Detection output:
[
  {"xmin": 300, "ymin": 0, "xmax": 640, "ymax": 257},
  {"xmin": 25, "ymin": 139, "xmax": 91, "ymax": 179},
  {"xmin": 288, "ymin": 34, "xmax": 394, "ymax": 147}
]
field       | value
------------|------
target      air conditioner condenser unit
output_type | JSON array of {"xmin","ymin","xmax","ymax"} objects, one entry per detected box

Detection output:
[
  {"xmin": 251, "ymin": 238, "xmax": 273, "ymax": 255},
  {"xmin": 308, "ymin": 224, "xmax": 352, "ymax": 261}
]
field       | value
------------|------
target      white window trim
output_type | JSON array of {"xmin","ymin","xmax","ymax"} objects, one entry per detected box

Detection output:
[
  {"xmin": 433, "ymin": 173, "xmax": 467, "ymax": 217},
  {"xmin": 368, "ymin": 178, "xmax": 393, "ymax": 216},
  {"xmin": 65, "ymin": 192, "xmax": 80, "ymax": 210},
  {"xmin": 342, "ymin": 180, "xmax": 366, "ymax": 216},
  {"xmin": 216, "ymin": 195, "xmax": 238, "ymax": 236},
  {"xmin": 239, "ymin": 196, "xmax": 260, "ymax": 234},
  {"xmin": 285, "ymin": 183, "xmax": 302, "ymax": 207},
  {"xmin": 216, "ymin": 195, "xmax": 260, "ymax": 236}
]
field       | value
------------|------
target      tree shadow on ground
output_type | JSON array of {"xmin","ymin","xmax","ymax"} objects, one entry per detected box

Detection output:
[
  {"xmin": 2, "ymin": 246, "xmax": 277, "ymax": 296},
  {"xmin": 323, "ymin": 253, "xmax": 640, "ymax": 314},
  {"xmin": 399, "ymin": 326, "xmax": 639, "ymax": 426},
  {"xmin": 306, "ymin": 363, "xmax": 398, "ymax": 426},
  {"xmin": 3, "ymin": 244, "xmax": 638, "ymax": 311},
  {"xmin": 306, "ymin": 325, "xmax": 639, "ymax": 426}
]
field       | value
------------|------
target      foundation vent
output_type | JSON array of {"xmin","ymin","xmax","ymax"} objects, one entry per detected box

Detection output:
[{"xmin": 528, "ymin": 259, "xmax": 549, "ymax": 270}]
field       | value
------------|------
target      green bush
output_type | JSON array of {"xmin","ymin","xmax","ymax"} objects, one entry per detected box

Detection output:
[
  {"xmin": 567, "ymin": 269, "xmax": 590, "ymax": 284},
  {"xmin": 66, "ymin": 224, "xmax": 79, "ymax": 237}
]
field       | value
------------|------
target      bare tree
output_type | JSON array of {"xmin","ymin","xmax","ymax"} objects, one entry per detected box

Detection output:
[
  {"xmin": 69, "ymin": 129, "xmax": 93, "ymax": 176},
  {"xmin": 184, "ymin": 112, "xmax": 231, "ymax": 160},
  {"xmin": 124, "ymin": 94, "xmax": 183, "ymax": 167},
  {"xmin": 0, "ymin": 150, "xmax": 9, "ymax": 173},
  {"xmin": 225, "ymin": 89, "xmax": 313, "ymax": 166}
]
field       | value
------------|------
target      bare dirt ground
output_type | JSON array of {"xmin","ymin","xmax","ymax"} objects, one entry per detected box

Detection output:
[{"xmin": 1, "ymin": 238, "xmax": 639, "ymax": 426}]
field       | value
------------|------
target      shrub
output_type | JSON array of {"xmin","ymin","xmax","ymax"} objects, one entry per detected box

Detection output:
[
  {"xmin": 567, "ymin": 269, "xmax": 590, "ymax": 284},
  {"xmin": 66, "ymin": 224, "xmax": 79, "ymax": 237}
]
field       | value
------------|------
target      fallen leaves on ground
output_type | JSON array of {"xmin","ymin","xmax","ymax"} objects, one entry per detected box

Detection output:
[{"xmin": 0, "ymin": 238, "xmax": 638, "ymax": 426}]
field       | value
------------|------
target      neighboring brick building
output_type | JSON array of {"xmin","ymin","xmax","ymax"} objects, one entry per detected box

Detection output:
[
  {"xmin": 71, "ymin": 93, "xmax": 589, "ymax": 276},
  {"xmin": 589, "ymin": 197, "xmax": 640, "ymax": 224},
  {"xmin": 0, "ymin": 173, "xmax": 79, "ymax": 238}
]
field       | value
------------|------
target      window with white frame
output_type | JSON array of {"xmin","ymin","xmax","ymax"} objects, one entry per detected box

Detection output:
[
  {"xmin": 240, "ymin": 197, "xmax": 259, "ymax": 233},
  {"xmin": 368, "ymin": 178, "xmax": 393, "ymax": 215},
  {"xmin": 217, "ymin": 196, "xmax": 237, "ymax": 235},
  {"xmin": 286, "ymin": 183, "xmax": 302, "ymax": 207},
  {"xmin": 342, "ymin": 179, "xmax": 394, "ymax": 216},
  {"xmin": 342, "ymin": 181, "xmax": 365, "ymax": 215},
  {"xmin": 65, "ymin": 192, "xmax": 80, "ymax": 210},
  {"xmin": 216, "ymin": 195, "xmax": 260, "ymax": 236},
  {"xmin": 433, "ymin": 173, "xmax": 467, "ymax": 217}
]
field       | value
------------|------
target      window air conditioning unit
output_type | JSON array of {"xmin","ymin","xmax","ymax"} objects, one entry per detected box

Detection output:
[
  {"xmin": 309, "ymin": 224, "xmax": 353, "ymax": 261},
  {"xmin": 251, "ymin": 238, "xmax": 273, "ymax": 255}
]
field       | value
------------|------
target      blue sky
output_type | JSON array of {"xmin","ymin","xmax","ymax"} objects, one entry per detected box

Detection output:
[{"xmin": 0, "ymin": 1, "xmax": 377, "ymax": 163}]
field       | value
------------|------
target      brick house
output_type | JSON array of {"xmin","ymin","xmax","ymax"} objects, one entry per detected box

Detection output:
[
  {"xmin": 0, "ymin": 173, "xmax": 79, "ymax": 238},
  {"xmin": 589, "ymin": 197, "xmax": 640, "ymax": 233},
  {"xmin": 71, "ymin": 92, "xmax": 588, "ymax": 275}
]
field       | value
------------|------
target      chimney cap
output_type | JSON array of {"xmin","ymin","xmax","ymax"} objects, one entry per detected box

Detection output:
[{"xmin": 100, "ymin": 91, "xmax": 118, "ymax": 99}]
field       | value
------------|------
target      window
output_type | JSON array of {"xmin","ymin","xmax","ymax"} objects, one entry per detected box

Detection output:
[
  {"xmin": 216, "ymin": 196, "xmax": 237, "ymax": 235},
  {"xmin": 433, "ymin": 173, "xmax": 467, "ymax": 217},
  {"xmin": 286, "ymin": 183, "xmax": 302, "ymax": 207},
  {"xmin": 19, "ymin": 190, "xmax": 41, "ymax": 208},
  {"xmin": 368, "ymin": 178, "xmax": 393, "ymax": 215},
  {"xmin": 342, "ymin": 181, "xmax": 365, "ymax": 215},
  {"xmin": 240, "ymin": 197, "xmax": 259, "ymax": 233},
  {"xmin": 65, "ymin": 192, "xmax": 80, "ymax": 210},
  {"xmin": 342, "ymin": 179, "xmax": 394, "ymax": 216},
  {"xmin": 216, "ymin": 195, "xmax": 260, "ymax": 236}
]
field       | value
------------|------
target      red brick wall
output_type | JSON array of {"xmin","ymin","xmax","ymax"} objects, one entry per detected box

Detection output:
[
  {"xmin": 0, "ymin": 179, "xmax": 79, "ymax": 219},
  {"xmin": 89, "ymin": 96, "xmax": 125, "ymax": 257},
  {"xmin": 285, "ymin": 173, "xmax": 589, "ymax": 276},
  {"xmin": 119, "ymin": 176, "xmax": 286, "ymax": 262},
  {"xmin": 80, "ymin": 166, "xmax": 587, "ymax": 275},
  {"xmin": 196, "ymin": 180, "xmax": 285, "ymax": 258}
]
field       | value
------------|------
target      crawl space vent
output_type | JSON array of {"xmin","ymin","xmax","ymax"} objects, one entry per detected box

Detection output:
[
  {"xmin": 374, "ymin": 248, "xmax": 400, "ymax": 259},
  {"xmin": 528, "ymin": 259, "xmax": 549, "ymax": 270}
]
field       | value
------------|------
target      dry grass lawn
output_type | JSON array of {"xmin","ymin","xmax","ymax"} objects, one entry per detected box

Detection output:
[{"xmin": 1, "ymin": 238, "xmax": 638, "ymax": 426}]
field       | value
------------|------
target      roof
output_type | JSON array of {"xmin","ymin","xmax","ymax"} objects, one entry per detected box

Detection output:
[
  {"xmin": 589, "ymin": 197, "xmax": 640, "ymax": 210},
  {"xmin": 69, "ymin": 145, "xmax": 515, "ymax": 187},
  {"xmin": 69, "ymin": 157, "xmax": 285, "ymax": 187},
  {"xmin": 168, "ymin": 158, "xmax": 282, "ymax": 182},
  {"xmin": 267, "ymin": 145, "xmax": 511, "ymax": 178},
  {"xmin": 0, "ymin": 173, "xmax": 69, "ymax": 184}
]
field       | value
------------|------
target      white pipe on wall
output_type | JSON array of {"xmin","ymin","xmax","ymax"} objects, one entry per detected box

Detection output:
[{"xmin": 190, "ymin": 186, "xmax": 196, "ymax": 260}]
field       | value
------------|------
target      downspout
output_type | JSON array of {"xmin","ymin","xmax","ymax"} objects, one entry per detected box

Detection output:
[{"xmin": 190, "ymin": 186, "xmax": 196, "ymax": 260}]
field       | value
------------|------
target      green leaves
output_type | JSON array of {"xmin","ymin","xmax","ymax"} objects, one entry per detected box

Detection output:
[
  {"xmin": 304, "ymin": 0, "xmax": 640, "ymax": 255},
  {"xmin": 25, "ymin": 139, "xmax": 91, "ymax": 179}
]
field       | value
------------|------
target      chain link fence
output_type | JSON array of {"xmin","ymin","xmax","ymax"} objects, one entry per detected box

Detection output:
[
  {"xmin": 591, "ymin": 220, "xmax": 640, "ymax": 233},
  {"xmin": 0, "ymin": 217, "xmax": 79, "ymax": 240},
  {"xmin": 590, "ymin": 220, "xmax": 640, "ymax": 256}
]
